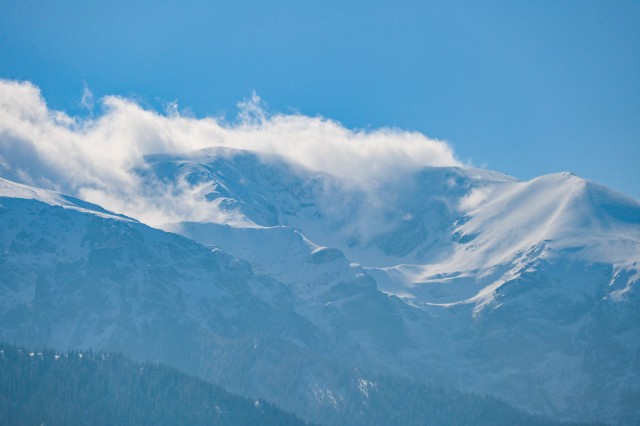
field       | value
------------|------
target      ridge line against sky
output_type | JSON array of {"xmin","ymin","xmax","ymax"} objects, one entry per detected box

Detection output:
[
  {"xmin": 0, "ymin": 79, "xmax": 463, "ymax": 227},
  {"xmin": 0, "ymin": 1, "xmax": 638, "ymax": 199}
]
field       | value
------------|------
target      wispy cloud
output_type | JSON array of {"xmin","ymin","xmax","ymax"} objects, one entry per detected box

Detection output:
[
  {"xmin": 80, "ymin": 83, "xmax": 94, "ymax": 112},
  {"xmin": 0, "ymin": 80, "xmax": 461, "ymax": 227}
]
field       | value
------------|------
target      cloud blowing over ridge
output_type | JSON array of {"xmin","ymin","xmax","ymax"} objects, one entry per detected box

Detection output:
[{"xmin": 0, "ymin": 80, "xmax": 460, "ymax": 226}]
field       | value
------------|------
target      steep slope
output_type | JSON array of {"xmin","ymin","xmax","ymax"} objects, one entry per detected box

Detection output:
[
  {"xmin": 0, "ymin": 177, "xmax": 581, "ymax": 425},
  {"xmin": 139, "ymin": 148, "xmax": 640, "ymax": 424},
  {"xmin": 168, "ymin": 223, "xmax": 409, "ymax": 359},
  {"xmin": 0, "ymin": 177, "xmax": 284, "ymax": 355},
  {"xmin": 397, "ymin": 174, "xmax": 640, "ymax": 423},
  {"xmin": 0, "ymin": 177, "xmax": 358, "ymax": 423},
  {"xmin": 146, "ymin": 148, "xmax": 515, "ymax": 266},
  {"xmin": 373, "ymin": 173, "xmax": 640, "ymax": 310}
]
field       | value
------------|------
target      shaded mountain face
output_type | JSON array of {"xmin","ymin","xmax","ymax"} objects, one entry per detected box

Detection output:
[
  {"xmin": 1, "ymin": 143, "xmax": 639, "ymax": 425},
  {"xmin": 0, "ymin": 177, "xmax": 431, "ymax": 425}
]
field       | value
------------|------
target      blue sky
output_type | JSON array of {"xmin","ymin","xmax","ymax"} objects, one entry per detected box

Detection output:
[{"xmin": 1, "ymin": 0, "xmax": 639, "ymax": 199}]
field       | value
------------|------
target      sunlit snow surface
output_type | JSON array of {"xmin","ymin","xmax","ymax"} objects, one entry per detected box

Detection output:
[
  {"xmin": 0, "ymin": 177, "xmax": 135, "ymax": 222},
  {"xmin": 152, "ymin": 149, "xmax": 640, "ymax": 310}
]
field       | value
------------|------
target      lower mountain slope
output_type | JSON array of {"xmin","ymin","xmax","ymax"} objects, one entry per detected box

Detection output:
[
  {"xmin": 0, "ymin": 342, "xmax": 307, "ymax": 426},
  {"xmin": 0, "ymin": 342, "xmax": 585, "ymax": 426}
]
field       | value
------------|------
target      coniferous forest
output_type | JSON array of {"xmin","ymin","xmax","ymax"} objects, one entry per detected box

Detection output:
[
  {"xmin": 0, "ymin": 342, "xmax": 605, "ymax": 426},
  {"xmin": 0, "ymin": 343, "xmax": 306, "ymax": 426}
]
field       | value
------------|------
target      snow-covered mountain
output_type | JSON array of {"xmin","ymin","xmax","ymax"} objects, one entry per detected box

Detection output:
[
  {"xmin": 143, "ymin": 147, "xmax": 640, "ymax": 424},
  {"xmin": 1, "ymin": 144, "xmax": 639, "ymax": 424},
  {"xmin": 0, "ymin": 176, "xmax": 435, "ymax": 425}
]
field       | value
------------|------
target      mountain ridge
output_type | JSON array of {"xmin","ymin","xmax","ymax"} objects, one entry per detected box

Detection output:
[
  {"xmin": 136, "ymin": 148, "xmax": 639, "ymax": 424},
  {"xmin": 1, "ymin": 146, "xmax": 639, "ymax": 424}
]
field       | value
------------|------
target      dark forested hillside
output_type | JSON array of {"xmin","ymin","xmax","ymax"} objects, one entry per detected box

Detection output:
[
  {"xmin": 0, "ymin": 343, "xmax": 602, "ymax": 426},
  {"xmin": 0, "ymin": 343, "xmax": 306, "ymax": 426}
]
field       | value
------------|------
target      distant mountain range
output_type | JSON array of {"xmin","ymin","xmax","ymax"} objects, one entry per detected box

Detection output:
[{"xmin": 0, "ymin": 146, "xmax": 638, "ymax": 424}]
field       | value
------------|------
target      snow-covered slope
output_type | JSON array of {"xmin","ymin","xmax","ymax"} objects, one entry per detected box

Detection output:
[
  {"xmin": 376, "ymin": 172, "xmax": 640, "ymax": 309},
  {"xmin": 144, "ymin": 148, "xmax": 639, "ymax": 308},
  {"xmin": 138, "ymin": 148, "xmax": 640, "ymax": 424},
  {"xmin": 0, "ymin": 177, "xmax": 134, "ymax": 222},
  {"xmin": 1, "ymin": 145, "xmax": 639, "ymax": 423},
  {"xmin": 0, "ymin": 177, "xmax": 428, "ymax": 425},
  {"xmin": 0, "ymin": 177, "xmax": 282, "ymax": 351}
]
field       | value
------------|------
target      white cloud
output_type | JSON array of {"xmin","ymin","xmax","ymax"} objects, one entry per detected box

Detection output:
[
  {"xmin": 80, "ymin": 83, "xmax": 94, "ymax": 111},
  {"xmin": 458, "ymin": 187, "xmax": 490, "ymax": 211},
  {"xmin": 0, "ymin": 79, "xmax": 461, "ymax": 227}
]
